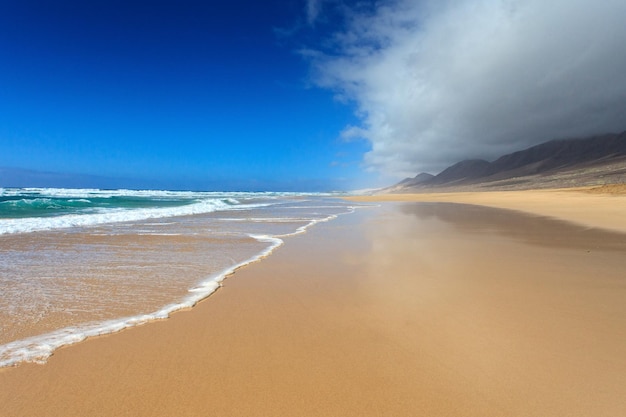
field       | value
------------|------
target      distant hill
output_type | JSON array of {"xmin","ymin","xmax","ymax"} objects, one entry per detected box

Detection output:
[
  {"xmin": 394, "ymin": 172, "xmax": 435, "ymax": 188},
  {"xmin": 388, "ymin": 132, "xmax": 626, "ymax": 192}
]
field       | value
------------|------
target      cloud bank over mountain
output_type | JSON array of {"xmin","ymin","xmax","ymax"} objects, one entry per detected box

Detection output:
[{"xmin": 308, "ymin": 0, "xmax": 626, "ymax": 177}]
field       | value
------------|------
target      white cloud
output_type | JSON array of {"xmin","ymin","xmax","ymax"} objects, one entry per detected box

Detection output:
[
  {"xmin": 306, "ymin": 0, "xmax": 325, "ymax": 25},
  {"xmin": 309, "ymin": 0, "xmax": 626, "ymax": 177}
]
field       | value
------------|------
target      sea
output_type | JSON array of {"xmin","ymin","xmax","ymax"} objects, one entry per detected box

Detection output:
[{"xmin": 0, "ymin": 187, "xmax": 358, "ymax": 367}]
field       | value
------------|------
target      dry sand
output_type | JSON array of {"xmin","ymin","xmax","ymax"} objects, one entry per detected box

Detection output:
[{"xmin": 1, "ymin": 191, "xmax": 626, "ymax": 416}]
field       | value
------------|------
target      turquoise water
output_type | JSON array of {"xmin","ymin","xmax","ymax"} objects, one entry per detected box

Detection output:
[
  {"xmin": 0, "ymin": 188, "xmax": 346, "ymax": 235},
  {"xmin": 0, "ymin": 188, "xmax": 357, "ymax": 367},
  {"xmin": 0, "ymin": 194, "xmax": 191, "ymax": 218},
  {"xmin": 0, "ymin": 188, "xmax": 254, "ymax": 224}
]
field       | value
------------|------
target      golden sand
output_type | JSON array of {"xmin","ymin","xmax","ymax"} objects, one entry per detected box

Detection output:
[
  {"xmin": 348, "ymin": 187, "xmax": 626, "ymax": 233},
  {"xmin": 1, "ymin": 190, "xmax": 626, "ymax": 416}
]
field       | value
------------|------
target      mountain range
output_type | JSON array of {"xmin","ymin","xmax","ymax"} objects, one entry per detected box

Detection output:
[{"xmin": 388, "ymin": 132, "xmax": 626, "ymax": 192}]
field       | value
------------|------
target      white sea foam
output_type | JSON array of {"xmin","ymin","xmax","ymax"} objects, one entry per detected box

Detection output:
[
  {"xmin": 0, "ymin": 198, "xmax": 256, "ymax": 235},
  {"xmin": 0, "ymin": 188, "xmax": 348, "ymax": 235},
  {"xmin": 0, "ymin": 234, "xmax": 284, "ymax": 367},
  {"xmin": 0, "ymin": 187, "xmax": 343, "ymax": 199},
  {"xmin": 0, "ymin": 206, "xmax": 355, "ymax": 368}
]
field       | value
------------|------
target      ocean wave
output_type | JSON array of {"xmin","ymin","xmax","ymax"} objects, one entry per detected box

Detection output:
[
  {"xmin": 0, "ymin": 187, "xmax": 343, "ymax": 199},
  {"xmin": 0, "ymin": 197, "xmax": 94, "ymax": 209},
  {"xmin": 0, "ymin": 233, "xmax": 283, "ymax": 368},
  {"xmin": 0, "ymin": 194, "xmax": 359, "ymax": 367},
  {"xmin": 0, "ymin": 198, "xmax": 256, "ymax": 235}
]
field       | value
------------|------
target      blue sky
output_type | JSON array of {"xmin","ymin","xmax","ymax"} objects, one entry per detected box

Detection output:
[
  {"xmin": 0, "ymin": 0, "xmax": 373, "ymax": 191},
  {"xmin": 2, "ymin": 0, "xmax": 626, "ymax": 191}
]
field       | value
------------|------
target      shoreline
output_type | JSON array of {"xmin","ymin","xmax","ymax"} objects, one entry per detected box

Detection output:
[
  {"xmin": 0, "ymin": 233, "xmax": 279, "ymax": 368},
  {"xmin": 2, "ymin": 190, "xmax": 626, "ymax": 416},
  {"xmin": 0, "ymin": 210, "xmax": 348, "ymax": 368}
]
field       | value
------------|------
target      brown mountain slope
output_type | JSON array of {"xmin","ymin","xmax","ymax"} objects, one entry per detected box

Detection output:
[{"xmin": 389, "ymin": 132, "xmax": 626, "ymax": 192}]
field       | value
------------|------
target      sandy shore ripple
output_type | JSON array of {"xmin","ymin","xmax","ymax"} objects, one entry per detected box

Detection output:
[{"xmin": 1, "ymin": 190, "xmax": 626, "ymax": 416}]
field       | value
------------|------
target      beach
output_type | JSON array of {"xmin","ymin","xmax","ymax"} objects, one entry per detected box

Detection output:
[{"xmin": 2, "ymin": 189, "xmax": 626, "ymax": 416}]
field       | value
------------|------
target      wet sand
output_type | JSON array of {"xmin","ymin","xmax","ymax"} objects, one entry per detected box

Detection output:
[
  {"xmin": 2, "ymin": 196, "xmax": 626, "ymax": 416},
  {"xmin": 348, "ymin": 188, "xmax": 626, "ymax": 233},
  {"xmin": 0, "ymin": 227, "xmax": 266, "ymax": 347}
]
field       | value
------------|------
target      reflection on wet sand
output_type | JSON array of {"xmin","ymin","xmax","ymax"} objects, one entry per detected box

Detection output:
[{"xmin": 399, "ymin": 202, "xmax": 626, "ymax": 252}]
